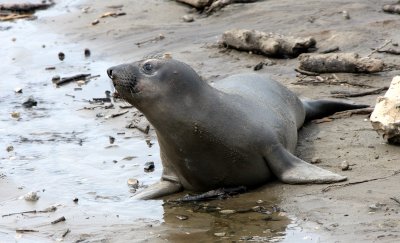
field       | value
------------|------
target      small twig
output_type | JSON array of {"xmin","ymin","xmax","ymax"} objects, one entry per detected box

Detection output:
[
  {"xmin": 319, "ymin": 46, "xmax": 339, "ymax": 54},
  {"xmin": 51, "ymin": 216, "xmax": 66, "ymax": 224},
  {"xmin": 55, "ymin": 74, "xmax": 91, "ymax": 86},
  {"xmin": 62, "ymin": 228, "xmax": 71, "ymax": 238},
  {"xmin": 330, "ymin": 87, "xmax": 388, "ymax": 98},
  {"xmin": 367, "ymin": 39, "xmax": 392, "ymax": 57},
  {"xmin": 16, "ymin": 229, "xmax": 38, "ymax": 233},
  {"xmin": 110, "ymin": 110, "xmax": 129, "ymax": 118},
  {"xmin": 377, "ymin": 48, "xmax": 400, "ymax": 55},
  {"xmin": 390, "ymin": 197, "xmax": 400, "ymax": 206},
  {"xmin": 2, "ymin": 206, "xmax": 56, "ymax": 217},
  {"xmin": 2, "ymin": 210, "xmax": 37, "ymax": 217},
  {"xmin": 294, "ymin": 68, "xmax": 319, "ymax": 76},
  {"xmin": 322, "ymin": 170, "xmax": 400, "ymax": 192}
]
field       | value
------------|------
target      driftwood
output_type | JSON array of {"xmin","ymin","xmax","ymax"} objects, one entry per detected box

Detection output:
[
  {"xmin": 330, "ymin": 87, "xmax": 388, "ymax": 98},
  {"xmin": 383, "ymin": 4, "xmax": 400, "ymax": 14},
  {"xmin": 222, "ymin": 29, "xmax": 316, "ymax": 57},
  {"xmin": 53, "ymin": 74, "xmax": 91, "ymax": 86},
  {"xmin": 377, "ymin": 48, "xmax": 400, "ymax": 55},
  {"xmin": 298, "ymin": 53, "xmax": 384, "ymax": 73},
  {"xmin": 370, "ymin": 76, "xmax": 400, "ymax": 144},
  {"xmin": 0, "ymin": 3, "xmax": 54, "ymax": 12},
  {"xmin": 0, "ymin": 13, "xmax": 35, "ymax": 21}
]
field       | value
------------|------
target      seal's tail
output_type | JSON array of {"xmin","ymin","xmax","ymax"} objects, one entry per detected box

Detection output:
[{"xmin": 302, "ymin": 99, "xmax": 369, "ymax": 122}]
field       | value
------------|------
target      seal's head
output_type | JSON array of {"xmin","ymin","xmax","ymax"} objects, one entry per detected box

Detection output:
[{"xmin": 107, "ymin": 58, "xmax": 205, "ymax": 112}]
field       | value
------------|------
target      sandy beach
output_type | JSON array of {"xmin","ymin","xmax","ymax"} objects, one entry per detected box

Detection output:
[{"xmin": 1, "ymin": 0, "xmax": 400, "ymax": 242}]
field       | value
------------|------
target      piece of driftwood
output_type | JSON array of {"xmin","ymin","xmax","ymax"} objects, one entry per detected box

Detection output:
[
  {"xmin": 377, "ymin": 48, "xmax": 400, "ymax": 55},
  {"xmin": 330, "ymin": 87, "xmax": 388, "ymax": 98},
  {"xmin": 370, "ymin": 76, "xmax": 400, "ymax": 144},
  {"xmin": 0, "ymin": 13, "xmax": 35, "ymax": 21},
  {"xmin": 298, "ymin": 53, "xmax": 384, "ymax": 73},
  {"xmin": 0, "ymin": 3, "xmax": 54, "ymax": 12},
  {"xmin": 54, "ymin": 74, "xmax": 91, "ymax": 86},
  {"xmin": 222, "ymin": 29, "xmax": 316, "ymax": 57},
  {"xmin": 383, "ymin": 4, "xmax": 400, "ymax": 14}
]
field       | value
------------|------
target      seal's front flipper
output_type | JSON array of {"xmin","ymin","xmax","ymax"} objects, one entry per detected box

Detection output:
[
  {"xmin": 133, "ymin": 180, "xmax": 182, "ymax": 200},
  {"xmin": 302, "ymin": 99, "xmax": 369, "ymax": 122},
  {"xmin": 264, "ymin": 145, "xmax": 347, "ymax": 184}
]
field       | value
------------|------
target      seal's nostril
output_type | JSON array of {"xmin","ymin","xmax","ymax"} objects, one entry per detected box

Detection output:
[{"xmin": 107, "ymin": 68, "xmax": 113, "ymax": 79}]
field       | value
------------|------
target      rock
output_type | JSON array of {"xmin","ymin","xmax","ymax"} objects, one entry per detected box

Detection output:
[
  {"xmin": 182, "ymin": 14, "xmax": 194, "ymax": 22},
  {"xmin": 6, "ymin": 145, "xmax": 14, "ymax": 152},
  {"xmin": 24, "ymin": 191, "xmax": 39, "ymax": 201},
  {"xmin": 58, "ymin": 52, "xmax": 65, "ymax": 61},
  {"xmin": 11, "ymin": 111, "xmax": 20, "ymax": 119},
  {"xmin": 52, "ymin": 75, "xmax": 61, "ymax": 83},
  {"xmin": 14, "ymin": 87, "xmax": 22, "ymax": 93},
  {"xmin": 22, "ymin": 97, "xmax": 38, "ymax": 108},
  {"xmin": 176, "ymin": 215, "xmax": 189, "ymax": 220},
  {"xmin": 342, "ymin": 10, "xmax": 350, "ymax": 19},
  {"xmin": 219, "ymin": 209, "xmax": 236, "ymax": 214},
  {"xmin": 370, "ymin": 76, "xmax": 400, "ymax": 144},
  {"xmin": 311, "ymin": 157, "xmax": 322, "ymax": 164},
  {"xmin": 84, "ymin": 48, "xmax": 91, "ymax": 57},
  {"xmin": 341, "ymin": 161, "xmax": 350, "ymax": 171},
  {"xmin": 109, "ymin": 136, "xmax": 115, "ymax": 144},
  {"xmin": 127, "ymin": 178, "xmax": 139, "ymax": 188},
  {"xmin": 144, "ymin": 161, "xmax": 155, "ymax": 172},
  {"xmin": 214, "ymin": 232, "xmax": 226, "ymax": 237}
]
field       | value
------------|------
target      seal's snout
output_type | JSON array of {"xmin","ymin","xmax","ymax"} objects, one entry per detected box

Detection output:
[{"xmin": 107, "ymin": 67, "xmax": 114, "ymax": 79}]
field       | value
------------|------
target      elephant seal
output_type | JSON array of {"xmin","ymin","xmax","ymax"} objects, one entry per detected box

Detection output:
[{"xmin": 107, "ymin": 58, "xmax": 367, "ymax": 199}]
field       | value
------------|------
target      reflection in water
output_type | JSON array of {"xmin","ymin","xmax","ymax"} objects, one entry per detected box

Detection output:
[{"xmin": 160, "ymin": 192, "xmax": 290, "ymax": 242}]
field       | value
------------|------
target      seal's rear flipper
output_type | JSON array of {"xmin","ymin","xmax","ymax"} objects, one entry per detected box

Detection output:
[
  {"xmin": 302, "ymin": 99, "xmax": 369, "ymax": 122},
  {"xmin": 133, "ymin": 180, "xmax": 182, "ymax": 200},
  {"xmin": 264, "ymin": 145, "xmax": 347, "ymax": 184}
]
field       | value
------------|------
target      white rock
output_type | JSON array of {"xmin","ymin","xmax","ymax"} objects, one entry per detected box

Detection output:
[
  {"xmin": 24, "ymin": 191, "xmax": 39, "ymax": 201},
  {"xmin": 370, "ymin": 76, "xmax": 400, "ymax": 144}
]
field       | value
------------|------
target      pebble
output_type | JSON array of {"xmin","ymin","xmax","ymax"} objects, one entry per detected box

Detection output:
[
  {"xmin": 73, "ymin": 197, "xmax": 79, "ymax": 203},
  {"xmin": 214, "ymin": 232, "xmax": 226, "ymax": 237},
  {"xmin": 176, "ymin": 215, "xmax": 189, "ymax": 220},
  {"xmin": 24, "ymin": 192, "xmax": 39, "ymax": 201},
  {"xmin": 11, "ymin": 112, "xmax": 20, "ymax": 119},
  {"xmin": 127, "ymin": 178, "xmax": 139, "ymax": 189},
  {"xmin": 52, "ymin": 75, "xmax": 61, "ymax": 83},
  {"xmin": 341, "ymin": 161, "xmax": 349, "ymax": 171},
  {"xmin": 342, "ymin": 10, "xmax": 350, "ymax": 19},
  {"xmin": 6, "ymin": 145, "xmax": 14, "ymax": 152},
  {"xmin": 58, "ymin": 52, "xmax": 65, "ymax": 61},
  {"xmin": 84, "ymin": 48, "xmax": 91, "ymax": 57},
  {"xmin": 14, "ymin": 87, "xmax": 23, "ymax": 93},
  {"xmin": 22, "ymin": 97, "xmax": 38, "ymax": 108},
  {"xmin": 182, "ymin": 15, "xmax": 194, "ymax": 22},
  {"xmin": 92, "ymin": 19, "xmax": 100, "ymax": 25},
  {"xmin": 219, "ymin": 209, "xmax": 236, "ymax": 215},
  {"xmin": 109, "ymin": 136, "xmax": 115, "ymax": 144},
  {"xmin": 311, "ymin": 157, "xmax": 322, "ymax": 164},
  {"xmin": 144, "ymin": 162, "xmax": 155, "ymax": 172}
]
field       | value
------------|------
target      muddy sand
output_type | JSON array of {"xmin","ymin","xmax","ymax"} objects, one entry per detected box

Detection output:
[{"xmin": 1, "ymin": 0, "xmax": 400, "ymax": 242}]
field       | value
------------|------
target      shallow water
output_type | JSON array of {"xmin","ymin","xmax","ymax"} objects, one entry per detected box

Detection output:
[{"xmin": 0, "ymin": 1, "xmax": 329, "ymax": 242}]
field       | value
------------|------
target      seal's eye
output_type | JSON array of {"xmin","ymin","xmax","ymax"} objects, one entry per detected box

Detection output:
[{"xmin": 143, "ymin": 62, "xmax": 153, "ymax": 73}]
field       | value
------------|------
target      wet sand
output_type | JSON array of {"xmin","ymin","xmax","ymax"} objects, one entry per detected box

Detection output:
[{"xmin": 1, "ymin": 0, "xmax": 400, "ymax": 242}]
